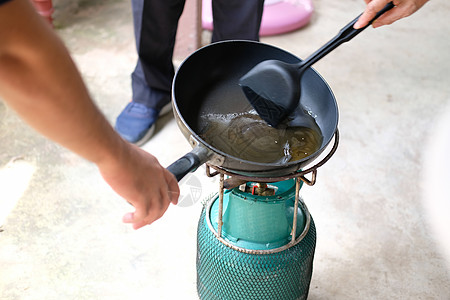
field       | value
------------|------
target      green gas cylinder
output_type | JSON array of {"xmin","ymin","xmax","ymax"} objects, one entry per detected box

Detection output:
[{"xmin": 196, "ymin": 179, "xmax": 316, "ymax": 300}]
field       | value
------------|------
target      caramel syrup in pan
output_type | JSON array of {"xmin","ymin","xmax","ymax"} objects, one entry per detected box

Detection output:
[{"xmin": 198, "ymin": 110, "xmax": 323, "ymax": 164}]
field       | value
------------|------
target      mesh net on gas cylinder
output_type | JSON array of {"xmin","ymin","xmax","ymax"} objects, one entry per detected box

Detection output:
[{"xmin": 196, "ymin": 207, "xmax": 316, "ymax": 300}]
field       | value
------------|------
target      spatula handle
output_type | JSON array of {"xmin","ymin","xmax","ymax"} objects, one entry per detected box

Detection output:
[{"xmin": 300, "ymin": 2, "xmax": 395, "ymax": 70}]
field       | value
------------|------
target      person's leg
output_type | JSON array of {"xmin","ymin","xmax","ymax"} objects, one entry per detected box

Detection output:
[
  {"xmin": 211, "ymin": 0, "xmax": 264, "ymax": 43},
  {"xmin": 132, "ymin": 0, "xmax": 186, "ymax": 109},
  {"xmin": 116, "ymin": 0, "xmax": 185, "ymax": 145}
]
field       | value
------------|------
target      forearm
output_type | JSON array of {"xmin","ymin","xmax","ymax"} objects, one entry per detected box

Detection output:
[
  {"xmin": 0, "ymin": 0, "xmax": 124, "ymax": 165},
  {"xmin": 0, "ymin": 0, "xmax": 180, "ymax": 229}
]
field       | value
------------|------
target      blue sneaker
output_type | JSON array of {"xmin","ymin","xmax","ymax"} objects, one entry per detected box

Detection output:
[{"xmin": 115, "ymin": 102, "xmax": 172, "ymax": 145}]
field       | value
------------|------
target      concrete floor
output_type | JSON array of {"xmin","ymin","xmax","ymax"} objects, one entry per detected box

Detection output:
[{"xmin": 1, "ymin": 0, "xmax": 450, "ymax": 299}]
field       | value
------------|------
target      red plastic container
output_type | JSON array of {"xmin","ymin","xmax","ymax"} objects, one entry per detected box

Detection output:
[{"xmin": 31, "ymin": 0, "xmax": 54, "ymax": 25}]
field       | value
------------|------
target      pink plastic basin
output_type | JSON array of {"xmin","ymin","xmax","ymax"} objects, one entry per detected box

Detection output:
[{"xmin": 202, "ymin": 0, "xmax": 314, "ymax": 37}]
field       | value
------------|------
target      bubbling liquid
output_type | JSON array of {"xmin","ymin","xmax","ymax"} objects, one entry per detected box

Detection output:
[{"xmin": 198, "ymin": 110, "xmax": 323, "ymax": 164}]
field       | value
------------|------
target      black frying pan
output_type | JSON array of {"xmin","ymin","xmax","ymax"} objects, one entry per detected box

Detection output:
[{"xmin": 167, "ymin": 40, "xmax": 338, "ymax": 181}]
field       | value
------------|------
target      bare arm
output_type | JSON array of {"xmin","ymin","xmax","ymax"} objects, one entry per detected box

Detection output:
[
  {"xmin": 354, "ymin": 0, "xmax": 429, "ymax": 29},
  {"xmin": 0, "ymin": 0, "xmax": 179, "ymax": 229}
]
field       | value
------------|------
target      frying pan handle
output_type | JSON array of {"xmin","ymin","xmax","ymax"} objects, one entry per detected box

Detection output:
[{"xmin": 167, "ymin": 147, "xmax": 210, "ymax": 182}]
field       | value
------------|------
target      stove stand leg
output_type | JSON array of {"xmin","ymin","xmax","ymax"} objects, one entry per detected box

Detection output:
[
  {"xmin": 290, "ymin": 177, "xmax": 301, "ymax": 244},
  {"xmin": 217, "ymin": 173, "xmax": 224, "ymax": 238}
]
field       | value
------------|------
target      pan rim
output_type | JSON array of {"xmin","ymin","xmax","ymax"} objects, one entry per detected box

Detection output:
[{"xmin": 172, "ymin": 40, "xmax": 339, "ymax": 170}]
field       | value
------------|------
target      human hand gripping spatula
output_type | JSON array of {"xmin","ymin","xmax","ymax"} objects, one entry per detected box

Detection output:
[{"xmin": 239, "ymin": 2, "xmax": 395, "ymax": 128}]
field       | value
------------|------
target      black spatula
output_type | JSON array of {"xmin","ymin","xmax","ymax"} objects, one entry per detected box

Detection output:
[{"xmin": 239, "ymin": 2, "xmax": 394, "ymax": 128}]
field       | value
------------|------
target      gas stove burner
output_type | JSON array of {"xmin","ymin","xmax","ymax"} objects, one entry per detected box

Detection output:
[
  {"xmin": 205, "ymin": 169, "xmax": 307, "ymax": 250},
  {"xmin": 240, "ymin": 182, "xmax": 277, "ymax": 196}
]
